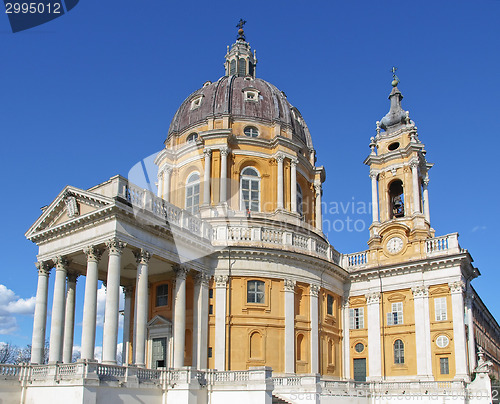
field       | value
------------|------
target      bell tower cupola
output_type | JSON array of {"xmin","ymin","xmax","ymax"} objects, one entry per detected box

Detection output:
[
  {"xmin": 224, "ymin": 19, "xmax": 257, "ymax": 78},
  {"xmin": 364, "ymin": 69, "xmax": 434, "ymax": 255}
]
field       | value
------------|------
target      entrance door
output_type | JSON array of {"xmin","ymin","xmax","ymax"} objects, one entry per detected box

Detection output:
[
  {"xmin": 152, "ymin": 338, "xmax": 167, "ymax": 369},
  {"xmin": 353, "ymin": 358, "xmax": 366, "ymax": 382}
]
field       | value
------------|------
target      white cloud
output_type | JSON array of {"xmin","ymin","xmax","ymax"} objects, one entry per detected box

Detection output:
[
  {"xmin": 0, "ymin": 285, "xmax": 36, "ymax": 335},
  {"xmin": 95, "ymin": 284, "xmax": 125, "ymax": 328},
  {"xmin": 472, "ymin": 225, "xmax": 487, "ymax": 232}
]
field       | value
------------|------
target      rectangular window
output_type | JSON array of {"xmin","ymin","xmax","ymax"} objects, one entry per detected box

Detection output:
[
  {"xmin": 349, "ymin": 307, "xmax": 364, "ymax": 329},
  {"xmin": 387, "ymin": 302, "xmax": 403, "ymax": 325},
  {"xmin": 440, "ymin": 357, "xmax": 449, "ymax": 374},
  {"xmin": 247, "ymin": 280, "xmax": 265, "ymax": 303},
  {"xmin": 209, "ymin": 304, "xmax": 213, "ymax": 315},
  {"xmin": 435, "ymin": 297, "xmax": 447, "ymax": 321},
  {"xmin": 327, "ymin": 294, "xmax": 334, "ymax": 316},
  {"xmin": 156, "ymin": 284, "xmax": 168, "ymax": 307},
  {"xmin": 209, "ymin": 288, "xmax": 213, "ymax": 299},
  {"xmin": 208, "ymin": 347, "xmax": 213, "ymax": 358}
]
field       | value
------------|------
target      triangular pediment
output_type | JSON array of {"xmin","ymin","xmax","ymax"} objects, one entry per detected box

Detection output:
[
  {"xmin": 25, "ymin": 185, "xmax": 115, "ymax": 239},
  {"xmin": 429, "ymin": 286, "xmax": 449, "ymax": 296},
  {"xmin": 147, "ymin": 315, "xmax": 172, "ymax": 328}
]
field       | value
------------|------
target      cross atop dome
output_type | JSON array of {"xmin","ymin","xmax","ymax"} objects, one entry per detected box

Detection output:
[{"xmin": 225, "ymin": 20, "xmax": 257, "ymax": 78}]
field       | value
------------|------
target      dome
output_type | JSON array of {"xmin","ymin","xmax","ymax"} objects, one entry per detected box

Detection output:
[{"xmin": 167, "ymin": 76, "xmax": 313, "ymax": 148}]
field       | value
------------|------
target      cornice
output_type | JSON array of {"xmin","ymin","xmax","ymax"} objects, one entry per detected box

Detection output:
[{"xmin": 348, "ymin": 252, "xmax": 473, "ymax": 282}]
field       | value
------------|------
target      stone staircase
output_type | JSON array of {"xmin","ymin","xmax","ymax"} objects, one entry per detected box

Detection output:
[{"xmin": 272, "ymin": 394, "xmax": 292, "ymax": 404}]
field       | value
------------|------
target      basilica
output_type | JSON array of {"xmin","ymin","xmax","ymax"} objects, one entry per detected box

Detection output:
[{"xmin": 1, "ymin": 26, "xmax": 499, "ymax": 404}]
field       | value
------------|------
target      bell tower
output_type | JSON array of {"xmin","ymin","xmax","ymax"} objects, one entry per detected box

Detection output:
[{"xmin": 364, "ymin": 70, "xmax": 433, "ymax": 260}]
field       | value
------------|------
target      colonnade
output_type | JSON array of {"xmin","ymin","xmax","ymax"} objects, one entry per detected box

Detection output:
[
  {"xmin": 30, "ymin": 238, "xmax": 209, "ymax": 370},
  {"xmin": 158, "ymin": 150, "xmax": 323, "ymax": 231}
]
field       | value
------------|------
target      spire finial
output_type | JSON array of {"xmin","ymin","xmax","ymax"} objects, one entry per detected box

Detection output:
[
  {"xmin": 391, "ymin": 66, "xmax": 400, "ymax": 87},
  {"xmin": 236, "ymin": 19, "xmax": 247, "ymax": 41}
]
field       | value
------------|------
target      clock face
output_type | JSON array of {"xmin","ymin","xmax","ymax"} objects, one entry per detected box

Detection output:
[{"xmin": 386, "ymin": 236, "xmax": 404, "ymax": 254}]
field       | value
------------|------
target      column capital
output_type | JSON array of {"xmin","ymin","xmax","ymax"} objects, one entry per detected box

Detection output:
[
  {"xmin": 369, "ymin": 171, "xmax": 378, "ymax": 180},
  {"xmin": 106, "ymin": 238, "xmax": 127, "ymax": 255},
  {"xmin": 411, "ymin": 284, "xmax": 429, "ymax": 298},
  {"xmin": 290, "ymin": 157, "xmax": 298, "ymax": 166},
  {"xmin": 203, "ymin": 148, "xmax": 212, "ymax": 158},
  {"xmin": 275, "ymin": 153, "xmax": 285, "ymax": 163},
  {"xmin": 310, "ymin": 284, "xmax": 320, "ymax": 297},
  {"xmin": 159, "ymin": 165, "xmax": 173, "ymax": 177},
  {"xmin": 314, "ymin": 183, "xmax": 322, "ymax": 196},
  {"xmin": 173, "ymin": 264, "xmax": 189, "ymax": 280},
  {"xmin": 195, "ymin": 271, "xmax": 211, "ymax": 287},
  {"xmin": 342, "ymin": 296, "xmax": 350, "ymax": 309},
  {"xmin": 422, "ymin": 174, "xmax": 430, "ymax": 187},
  {"xmin": 220, "ymin": 146, "xmax": 231, "ymax": 157},
  {"xmin": 409, "ymin": 159, "xmax": 419, "ymax": 169},
  {"xmin": 214, "ymin": 275, "xmax": 228, "ymax": 288},
  {"xmin": 283, "ymin": 278, "xmax": 296, "ymax": 292},
  {"xmin": 449, "ymin": 280, "xmax": 465, "ymax": 294},
  {"xmin": 54, "ymin": 256, "xmax": 69, "ymax": 271},
  {"xmin": 67, "ymin": 272, "xmax": 80, "ymax": 284},
  {"xmin": 134, "ymin": 248, "xmax": 151, "ymax": 265},
  {"xmin": 83, "ymin": 245, "xmax": 103, "ymax": 262},
  {"xmin": 122, "ymin": 285, "xmax": 134, "ymax": 296},
  {"xmin": 35, "ymin": 261, "xmax": 51, "ymax": 276},
  {"xmin": 365, "ymin": 292, "xmax": 381, "ymax": 304}
]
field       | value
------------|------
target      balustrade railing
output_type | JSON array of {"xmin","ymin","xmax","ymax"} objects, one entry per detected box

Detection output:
[
  {"xmin": 343, "ymin": 250, "xmax": 368, "ymax": 268},
  {"xmin": 425, "ymin": 233, "xmax": 462, "ymax": 255},
  {"xmin": 97, "ymin": 363, "xmax": 126, "ymax": 380}
]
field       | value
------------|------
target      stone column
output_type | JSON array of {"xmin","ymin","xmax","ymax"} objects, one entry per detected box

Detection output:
[
  {"xmin": 290, "ymin": 158, "xmax": 298, "ymax": 213},
  {"xmin": 214, "ymin": 275, "xmax": 228, "ymax": 370},
  {"xmin": 310, "ymin": 284, "xmax": 320, "ymax": 374},
  {"xmin": 370, "ymin": 172, "xmax": 379, "ymax": 223},
  {"xmin": 410, "ymin": 161, "xmax": 421, "ymax": 214},
  {"xmin": 122, "ymin": 286, "xmax": 133, "ymax": 366},
  {"xmin": 81, "ymin": 246, "xmax": 102, "ymax": 361},
  {"xmin": 163, "ymin": 167, "xmax": 172, "ymax": 202},
  {"xmin": 342, "ymin": 297, "xmax": 350, "ymax": 379},
  {"xmin": 157, "ymin": 169, "xmax": 164, "ymax": 198},
  {"xmin": 449, "ymin": 281, "xmax": 468, "ymax": 380},
  {"xmin": 412, "ymin": 285, "xmax": 432, "ymax": 379},
  {"xmin": 31, "ymin": 262, "xmax": 51, "ymax": 364},
  {"xmin": 134, "ymin": 249, "xmax": 151, "ymax": 367},
  {"xmin": 62, "ymin": 273, "xmax": 78, "ymax": 363},
  {"xmin": 465, "ymin": 292, "xmax": 477, "ymax": 373},
  {"xmin": 422, "ymin": 175, "xmax": 431, "ymax": 223},
  {"xmin": 102, "ymin": 238, "xmax": 126, "ymax": 364},
  {"xmin": 366, "ymin": 292, "xmax": 382, "ymax": 380},
  {"xmin": 314, "ymin": 183, "xmax": 323, "ymax": 232},
  {"xmin": 219, "ymin": 147, "xmax": 230, "ymax": 204},
  {"xmin": 173, "ymin": 265, "xmax": 188, "ymax": 368},
  {"xmin": 203, "ymin": 148, "xmax": 212, "ymax": 205},
  {"xmin": 284, "ymin": 278, "xmax": 296, "ymax": 373},
  {"xmin": 49, "ymin": 256, "xmax": 69, "ymax": 363},
  {"xmin": 193, "ymin": 271, "xmax": 210, "ymax": 369},
  {"xmin": 276, "ymin": 153, "xmax": 284, "ymax": 210}
]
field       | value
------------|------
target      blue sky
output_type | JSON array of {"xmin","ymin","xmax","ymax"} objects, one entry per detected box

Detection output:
[{"xmin": 0, "ymin": 0, "xmax": 499, "ymax": 354}]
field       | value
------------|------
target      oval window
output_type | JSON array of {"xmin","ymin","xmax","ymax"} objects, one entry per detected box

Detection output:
[
  {"xmin": 187, "ymin": 132, "xmax": 198, "ymax": 143},
  {"xmin": 436, "ymin": 335, "xmax": 449, "ymax": 348},
  {"xmin": 388, "ymin": 142, "xmax": 400, "ymax": 151},
  {"xmin": 244, "ymin": 126, "xmax": 259, "ymax": 138},
  {"xmin": 355, "ymin": 343, "xmax": 364, "ymax": 353}
]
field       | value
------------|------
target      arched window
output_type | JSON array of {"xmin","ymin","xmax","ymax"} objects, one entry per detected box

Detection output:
[
  {"xmin": 394, "ymin": 339, "xmax": 404, "ymax": 364},
  {"xmin": 187, "ymin": 132, "xmax": 198, "ymax": 143},
  {"xmin": 241, "ymin": 167, "xmax": 260, "ymax": 212},
  {"xmin": 247, "ymin": 280, "xmax": 265, "ymax": 303},
  {"xmin": 185, "ymin": 172, "xmax": 200, "ymax": 214},
  {"xmin": 389, "ymin": 180, "xmax": 404, "ymax": 218},
  {"xmin": 297, "ymin": 183, "xmax": 303, "ymax": 216},
  {"xmin": 244, "ymin": 126, "xmax": 259, "ymax": 137},
  {"xmin": 230, "ymin": 59, "xmax": 236, "ymax": 75},
  {"xmin": 238, "ymin": 58, "xmax": 246, "ymax": 76}
]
